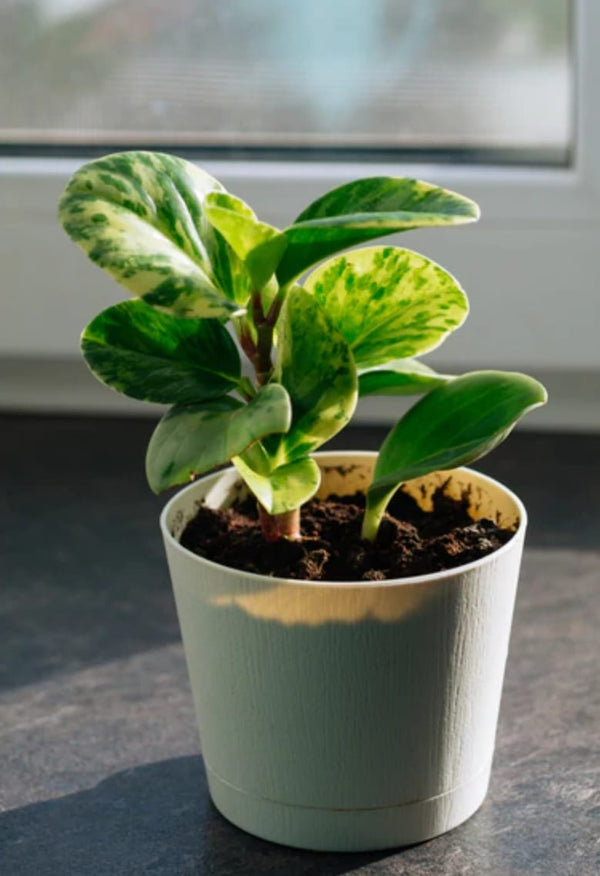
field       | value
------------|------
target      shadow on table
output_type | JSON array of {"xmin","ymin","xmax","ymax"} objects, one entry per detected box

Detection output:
[
  {"xmin": 0, "ymin": 756, "xmax": 390, "ymax": 876},
  {"xmin": 5, "ymin": 422, "xmax": 598, "ymax": 694}
]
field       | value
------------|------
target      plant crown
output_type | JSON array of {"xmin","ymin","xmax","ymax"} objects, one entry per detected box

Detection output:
[{"xmin": 58, "ymin": 151, "xmax": 547, "ymax": 542}]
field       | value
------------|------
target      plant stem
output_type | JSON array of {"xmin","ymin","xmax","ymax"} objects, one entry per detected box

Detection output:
[
  {"xmin": 258, "ymin": 505, "xmax": 301, "ymax": 542},
  {"xmin": 239, "ymin": 322, "xmax": 257, "ymax": 364},
  {"xmin": 361, "ymin": 492, "xmax": 389, "ymax": 542},
  {"xmin": 249, "ymin": 284, "xmax": 290, "ymax": 386},
  {"xmin": 252, "ymin": 292, "xmax": 274, "ymax": 385},
  {"xmin": 247, "ymin": 282, "xmax": 297, "ymax": 541},
  {"xmin": 360, "ymin": 511, "xmax": 381, "ymax": 542}
]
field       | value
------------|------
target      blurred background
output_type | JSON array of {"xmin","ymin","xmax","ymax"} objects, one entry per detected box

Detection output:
[
  {"xmin": 2, "ymin": 8, "xmax": 599, "ymax": 872},
  {"xmin": 0, "ymin": 0, "xmax": 570, "ymax": 156},
  {"xmin": 0, "ymin": 0, "xmax": 597, "ymax": 431}
]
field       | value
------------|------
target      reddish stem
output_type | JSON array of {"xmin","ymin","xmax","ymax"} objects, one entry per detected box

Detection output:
[
  {"xmin": 251, "ymin": 293, "xmax": 275, "ymax": 385},
  {"xmin": 239, "ymin": 324, "xmax": 257, "ymax": 362},
  {"xmin": 246, "ymin": 286, "xmax": 300, "ymax": 542},
  {"xmin": 258, "ymin": 505, "xmax": 301, "ymax": 542}
]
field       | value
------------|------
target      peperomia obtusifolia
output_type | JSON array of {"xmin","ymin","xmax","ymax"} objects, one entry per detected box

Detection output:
[{"xmin": 58, "ymin": 151, "xmax": 547, "ymax": 543}]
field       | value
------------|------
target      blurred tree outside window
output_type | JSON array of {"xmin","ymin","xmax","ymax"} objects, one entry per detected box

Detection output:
[{"xmin": 0, "ymin": 0, "xmax": 572, "ymax": 164}]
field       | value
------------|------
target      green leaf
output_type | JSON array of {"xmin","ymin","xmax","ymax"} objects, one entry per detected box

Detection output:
[
  {"xmin": 233, "ymin": 446, "xmax": 321, "ymax": 514},
  {"xmin": 270, "ymin": 286, "xmax": 357, "ymax": 462},
  {"xmin": 204, "ymin": 226, "xmax": 253, "ymax": 307},
  {"xmin": 359, "ymin": 359, "xmax": 453, "ymax": 397},
  {"xmin": 145, "ymin": 383, "xmax": 292, "ymax": 493},
  {"xmin": 278, "ymin": 176, "xmax": 479, "ymax": 284},
  {"xmin": 81, "ymin": 298, "xmax": 241, "ymax": 404},
  {"xmin": 304, "ymin": 246, "xmax": 468, "ymax": 369},
  {"xmin": 204, "ymin": 191, "xmax": 287, "ymax": 289},
  {"xmin": 58, "ymin": 151, "xmax": 243, "ymax": 319},
  {"xmin": 362, "ymin": 371, "xmax": 548, "ymax": 539}
]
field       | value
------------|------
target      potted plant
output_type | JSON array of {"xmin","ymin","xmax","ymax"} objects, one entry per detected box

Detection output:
[{"xmin": 58, "ymin": 151, "xmax": 546, "ymax": 851}]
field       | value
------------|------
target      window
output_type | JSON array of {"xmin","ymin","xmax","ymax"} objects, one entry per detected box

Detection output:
[
  {"xmin": 1, "ymin": 1, "xmax": 598, "ymax": 429},
  {"xmin": 2, "ymin": 0, "xmax": 571, "ymax": 165}
]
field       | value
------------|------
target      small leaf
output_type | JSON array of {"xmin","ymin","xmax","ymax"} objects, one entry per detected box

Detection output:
[
  {"xmin": 58, "ymin": 151, "xmax": 243, "ymax": 319},
  {"xmin": 362, "ymin": 371, "xmax": 547, "ymax": 539},
  {"xmin": 278, "ymin": 176, "xmax": 479, "ymax": 284},
  {"xmin": 81, "ymin": 299, "xmax": 241, "ymax": 404},
  {"xmin": 204, "ymin": 228, "xmax": 252, "ymax": 307},
  {"xmin": 233, "ymin": 448, "xmax": 321, "ymax": 514},
  {"xmin": 304, "ymin": 246, "xmax": 468, "ymax": 368},
  {"xmin": 270, "ymin": 286, "xmax": 357, "ymax": 462},
  {"xmin": 204, "ymin": 191, "xmax": 287, "ymax": 289},
  {"xmin": 359, "ymin": 359, "xmax": 452, "ymax": 397},
  {"xmin": 145, "ymin": 383, "xmax": 292, "ymax": 493}
]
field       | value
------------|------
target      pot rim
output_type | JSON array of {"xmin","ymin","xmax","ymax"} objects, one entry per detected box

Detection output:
[{"xmin": 160, "ymin": 451, "xmax": 527, "ymax": 589}]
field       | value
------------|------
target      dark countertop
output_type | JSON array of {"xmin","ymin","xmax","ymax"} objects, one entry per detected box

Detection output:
[{"xmin": 1, "ymin": 416, "xmax": 599, "ymax": 876}]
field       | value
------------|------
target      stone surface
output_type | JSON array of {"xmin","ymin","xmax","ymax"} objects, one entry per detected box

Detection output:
[{"xmin": 1, "ymin": 416, "xmax": 599, "ymax": 875}]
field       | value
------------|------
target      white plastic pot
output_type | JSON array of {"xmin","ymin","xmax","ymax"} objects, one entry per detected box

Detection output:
[{"xmin": 160, "ymin": 452, "xmax": 526, "ymax": 852}]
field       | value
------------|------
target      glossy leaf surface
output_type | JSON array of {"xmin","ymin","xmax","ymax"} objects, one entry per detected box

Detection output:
[
  {"xmin": 278, "ymin": 176, "xmax": 479, "ymax": 283},
  {"xmin": 233, "ymin": 445, "xmax": 321, "ymax": 514},
  {"xmin": 204, "ymin": 191, "xmax": 287, "ymax": 289},
  {"xmin": 81, "ymin": 299, "xmax": 241, "ymax": 404},
  {"xmin": 146, "ymin": 384, "xmax": 292, "ymax": 493},
  {"xmin": 305, "ymin": 246, "xmax": 468, "ymax": 368},
  {"xmin": 359, "ymin": 358, "xmax": 452, "ymax": 397},
  {"xmin": 58, "ymin": 151, "xmax": 243, "ymax": 319},
  {"xmin": 363, "ymin": 371, "xmax": 548, "ymax": 539},
  {"xmin": 271, "ymin": 286, "xmax": 357, "ymax": 462}
]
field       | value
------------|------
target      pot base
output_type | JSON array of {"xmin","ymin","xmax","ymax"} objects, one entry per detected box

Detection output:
[
  {"xmin": 206, "ymin": 760, "xmax": 492, "ymax": 852},
  {"xmin": 163, "ymin": 455, "xmax": 525, "ymax": 853}
]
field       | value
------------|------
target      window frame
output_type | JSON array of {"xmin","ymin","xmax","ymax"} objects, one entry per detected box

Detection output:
[
  {"xmin": 0, "ymin": 0, "xmax": 598, "ymax": 429},
  {"xmin": 1, "ymin": 1, "xmax": 594, "ymax": 219}
]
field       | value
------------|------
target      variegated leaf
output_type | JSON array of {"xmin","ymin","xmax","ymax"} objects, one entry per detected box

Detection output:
[
  {"xmin": 204, "ymin": 191, "xmax": 287, "ymax": 289},
  {"xmin": 58, "ymin": 151, "xmax": 243, "ymax": 319},
  {"xmin": 359, "ymin": 358, "xmax": 453, "ymax": 397},
  {"xmin": 81, "ymin": 298, "xmax": 241, "ymax": 404},
  {"xmin": 233, "ymin": 445, "xmax": 321, "ymax": 514},
  {"xmin": 304, "ymin": 246, "xmax": 468, "ymax": 369},
  {"xmin": 269, "ymin": 286, "xmax": 357, "ymax": 462},
  {"xmin": 278, "ymin": 176, "xmax": 479, "ymax": 283},
  {"xmin": 145, "ymin": 383, "xmax": 292, "ymax": 493}
]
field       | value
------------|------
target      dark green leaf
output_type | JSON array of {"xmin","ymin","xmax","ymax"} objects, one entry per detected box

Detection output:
[
  {"xmin": 81, "ymin": 299, "xmax": 241, "ymax": 404},
  {"xmin": 359, "ymin": 359, "xmax": 452, "ymax": 397},
  {"xmin": 145, "ymin": 383, "xmax": 292, "ymax": 493},
  {"xmin": 363, "ymin": 371, "xmax": 548, "ymax": 539},
  {"xmin": 278, "ymin": 176, "xmax": 479, "ymax": 284}
]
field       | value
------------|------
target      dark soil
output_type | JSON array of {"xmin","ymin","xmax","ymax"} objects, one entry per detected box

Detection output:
[{"xmin": 179, "ymin": 484, "xmax": 516, "ymax": 581}]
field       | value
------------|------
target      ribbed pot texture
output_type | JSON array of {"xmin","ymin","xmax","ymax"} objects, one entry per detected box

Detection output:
[{"xmin": 160, "ymin": 452, "xmax": 526, "ymax": 851}]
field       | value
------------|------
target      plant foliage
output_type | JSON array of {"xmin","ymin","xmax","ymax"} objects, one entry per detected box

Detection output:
[{"xmin": 59, "ymin": 151, "xmax": 547, "ymax": 542}]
